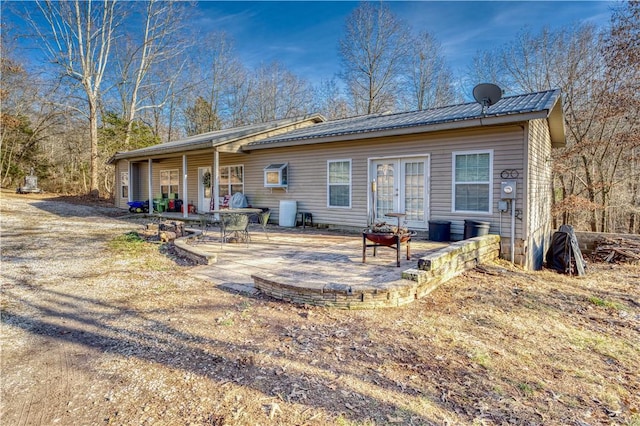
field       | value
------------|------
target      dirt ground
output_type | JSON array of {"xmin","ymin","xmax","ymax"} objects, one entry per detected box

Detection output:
[{"xmin": 1, "ymin": 190, "xmax": 639, "ymax": 426}]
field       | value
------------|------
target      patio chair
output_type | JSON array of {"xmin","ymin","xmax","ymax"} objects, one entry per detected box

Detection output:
[
  {"xmin": 257, "ymin": 208, "xmax": 271, "ymax": 241},
  {"xmin": 198, "ymin": 213, "xmax": 217, "ymax": 238},
  {"xmin": 220, "ymin": 213, "xmax": 250, "ymax": 247}
]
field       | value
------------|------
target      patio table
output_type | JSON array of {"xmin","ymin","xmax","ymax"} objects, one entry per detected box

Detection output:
[{"xmin": 207, "ymin": 208, "xmax": 263, "ymax": 245}]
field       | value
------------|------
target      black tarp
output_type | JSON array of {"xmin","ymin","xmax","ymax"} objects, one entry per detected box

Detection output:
[{"xmin": 546, "ymin": 224, "xmax": 587, "ymax": 275}]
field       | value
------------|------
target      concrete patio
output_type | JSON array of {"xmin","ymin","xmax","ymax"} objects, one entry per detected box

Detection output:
[{"xmin": 169, "ymin": 219, "xmax": 500, "ymax": 309}]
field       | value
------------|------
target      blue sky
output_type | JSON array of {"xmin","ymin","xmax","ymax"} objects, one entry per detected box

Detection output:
[
  {"xmin": 195, "ymin": 1, "xmax": 614, "ymax": 85},
  {"xmin": 4, "ymin": 1, "xmax": 614, "ymax": 90}
]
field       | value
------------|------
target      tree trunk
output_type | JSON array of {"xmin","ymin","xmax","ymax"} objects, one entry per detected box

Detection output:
[
  {"xmin": 581, "ymin": 155, "xmax": 598, "ymax": 231},
  {"xmin": 89, "ymin": 98, "xmax": 100, "ymax": 197}
]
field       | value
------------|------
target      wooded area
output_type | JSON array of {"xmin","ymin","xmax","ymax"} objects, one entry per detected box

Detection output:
[{"xmin": 1, "ymin": 1, "xmax": 638, "ymax": 233}]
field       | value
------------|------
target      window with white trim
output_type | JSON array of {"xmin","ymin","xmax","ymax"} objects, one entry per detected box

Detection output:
[
  {"xmin": 453, "ymin": 150, "xmax": 492, "ymax": 213},
  {"xmin": 327, "ymin": 159, "xmax": 351, "ymax": 208},
  {"xmin": 160, "ymin": 169, "xmax": 179, "ymax": 198},
  {"xmin": 218, "ymin": 165, "xmax": 244, "ymax": 197},
  {"xmin": 121, "ymin": 171, "xmax": 129, "ymax": 198}
]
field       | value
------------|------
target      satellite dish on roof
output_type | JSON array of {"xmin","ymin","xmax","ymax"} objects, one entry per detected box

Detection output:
[{"xmin": 473, "ymin": 83, "xmax": 503, "ymax": 113}]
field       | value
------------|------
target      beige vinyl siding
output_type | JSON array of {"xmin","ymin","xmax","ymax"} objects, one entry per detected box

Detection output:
[
  {"xmin": 136, "ymin": 162, "xmax": 149, "ymax": 203},
  {"xmin": 229, "ymin": 141, "xmax": 376, "ymax": 228},
  {"xmin": 524, "ymin": 119, "xmax": 553, "ymax": 268},
  {"xmin": 236, "ymin": 125, "xmax": 527, "ymax": 230},
  {"xmin": 115, "ymin": 161, "xmax": 129, "ymax": 209},
  {"xmin": 428, "ymin": 125, "xmax": 525, "ymax": 237}
]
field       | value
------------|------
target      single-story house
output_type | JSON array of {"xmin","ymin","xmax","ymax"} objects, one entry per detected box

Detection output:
[{"xmin": 109, "ymin": 88, "xmax": 565, "ymax": 270}]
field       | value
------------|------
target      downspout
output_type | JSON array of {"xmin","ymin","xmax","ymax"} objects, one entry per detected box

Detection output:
[
  {"xmin": 182, "ymin": 155, "xmax": 188, "ymax": 218},
  {"xmin": 511, "ymin": 200, "xmax": 516, "ymax": 263},
  {"xmin": 521, "ymin": 122, "xmax": 530, "ymax": 267}
]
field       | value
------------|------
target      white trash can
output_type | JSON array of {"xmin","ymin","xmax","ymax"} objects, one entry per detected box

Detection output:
[{"xmin": 279, "ymin": 200, "xmax": 297, "ymax": 227}]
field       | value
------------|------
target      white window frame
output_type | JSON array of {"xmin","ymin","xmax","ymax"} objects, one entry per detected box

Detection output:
[
  {"xmin": 327, "ymin": 159, "xmax": 352, "ymax": 209},
  {"xmin": 218, "ymin": 164, "xmax": 244, "ymax": 197},
  {"xmin": 160, "ymin": 169, "xmax": 179, "ymax": 198},
  {"xmin": 120, "ymin": 171, "xmax": 129, "ymax": 199},
  {"xmin": 452, "ymin": 150, "xmax": 493, "ymax": 214}
]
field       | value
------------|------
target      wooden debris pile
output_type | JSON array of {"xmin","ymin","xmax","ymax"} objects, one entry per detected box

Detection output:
[{"xmin": 592, "ymin": 237, "xmax": 640, "ymax": 263}]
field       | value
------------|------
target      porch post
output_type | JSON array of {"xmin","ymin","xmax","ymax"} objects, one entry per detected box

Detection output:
[
  {"xmin": 127, "ymin": 160, "xmax": 132, "ymax": 203},
  {"xmin": 182, "ymin": 154, "xmax": 188, "ymax": 218},
  {"xmin": 213, "ymin": 149, "xmax": 220, "ymax": 218},
  {"xmin": 148, "ymin": 158, "xmax": 153, "ymax": 211}
]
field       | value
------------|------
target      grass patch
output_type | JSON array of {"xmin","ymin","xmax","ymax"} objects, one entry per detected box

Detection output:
[
  {"xmin": 470, "ymin": 348, "xmax": 492, "ymax": 368},
  {"xmin": 108, "ymin": 232, "xmax": 147, "ymax": 254},
  {"xmin": 588, "ymin": 296, "xmax": 623, "ymax": 310},
  {"xmin": 517, "ymin": 382, "xmax": 535, "ymax": 397},
  {"xmin": 107, "ymin": 231, "xmax": 172, "ymax": 270}
]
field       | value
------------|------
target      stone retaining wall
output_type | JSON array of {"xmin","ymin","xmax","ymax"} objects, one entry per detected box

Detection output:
[
  {"xmin": 252, "ymin": 234, "xmax": 501, "ymax": 309},
  {"xmin": 403, "ymin": 234, "xmax": 501, "ymax": 285},
  {"xmin": 173, "ymin": 229, "xmax": 217, "ymax": 265}
]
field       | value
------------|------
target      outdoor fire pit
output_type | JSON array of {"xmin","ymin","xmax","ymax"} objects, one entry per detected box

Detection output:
[{"xmin": 362, "ymin": 222, "xmax": 415, "ymax": 267}]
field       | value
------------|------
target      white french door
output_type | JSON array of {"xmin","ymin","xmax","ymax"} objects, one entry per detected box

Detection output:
[
  {"xmin": 198, "ymin": 167, "xmax": 212, "ymax": 213},
  {"xmin": 371, "ymin": 157, "xmax": 429, "ymax": 229}
]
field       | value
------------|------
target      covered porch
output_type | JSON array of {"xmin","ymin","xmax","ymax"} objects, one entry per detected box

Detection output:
[{"xmin": 109, "ymin": 114, "xmax": 326, "ymax": 218}]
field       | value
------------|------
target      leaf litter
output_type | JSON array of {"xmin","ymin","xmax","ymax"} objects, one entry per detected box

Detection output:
[{"xmin": 1, "ymin": 191, "xmax": 639, "ymax": 425}]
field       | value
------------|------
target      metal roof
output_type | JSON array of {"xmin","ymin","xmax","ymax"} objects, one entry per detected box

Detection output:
[
  {"xmin": 107, "ymin": 114, "xmax": 326, "ymax": 163},
  {"xmin": 245, "ymin": 89, "xmax": 565, "ymax": 149}
]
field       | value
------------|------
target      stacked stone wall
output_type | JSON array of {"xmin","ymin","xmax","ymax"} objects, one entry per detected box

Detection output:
[{"xmin": 253, "ymin": 234, "xmax": 501, "ymax": 309}]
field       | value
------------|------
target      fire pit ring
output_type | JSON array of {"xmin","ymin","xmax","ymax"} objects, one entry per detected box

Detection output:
[{"xmin": 362, "ymin": 229, "xmax": 416, "ymax": 267}]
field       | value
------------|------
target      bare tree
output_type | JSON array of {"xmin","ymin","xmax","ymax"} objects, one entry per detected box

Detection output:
[
  {"xmin": 184, "ymin": 96, "xmax": 221, "ymax": 136},
  {"xmin": 466, "ymin": 51, "xmax": 509, "ymax": 91},
  {"xmin": 338, "ymin": 2, "xmax": 411, "ymax": 115},
  {"xmin": 143, "ymin": 53, "xmax": 196, "ymax": 142},
  {"xmin": 28, "ymin": 0, "xmax": 119, "ymax": 196},
  {"xmin": 471, "ymin": 19, "xmax": 640, "ymax": 233},
  {"xmin": 176, "ymin": 32, "xmax": 251, "ymax": 129},
  {"xmin": 112, "ymin": 0, "xmax": 191, "ymax": 147},
  {"xmin": 246, "ymin": 62, "xmax": 315, "ymax": 123},
  {"xmin": 224, "ymin": 65, "xmax": 252, "ymax": 127},
  {"xmin": 405, "ymin": 31, "xmax": 458, "ymax": 110},
  {"xmin": 314, "ymin": 78, "xmax": 352, "ymax": 120},
  {"xmin": 0, "ymin": 52, "xmax": 57, "ymax": 188},
  {"xmin": 603, "ymin": 0, "xmax": 640, "ymax": 232},
  {"xmin": 198, "ymin": 32, "xmax": 244, "ymax": 127}
]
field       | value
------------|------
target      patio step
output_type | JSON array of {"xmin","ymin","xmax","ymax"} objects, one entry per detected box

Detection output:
[
  {"xmin": 252, "ymin": 271, "xmax": 427, "ymax": 309},
  {"xmin": 252, "ymin": 235, "xmax": 501, "ymax": 309}
]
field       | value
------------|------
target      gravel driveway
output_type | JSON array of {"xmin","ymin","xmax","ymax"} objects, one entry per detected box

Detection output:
[{"xmin": 0, "ymin": 193, "xmax": 219, "ymax": 425}]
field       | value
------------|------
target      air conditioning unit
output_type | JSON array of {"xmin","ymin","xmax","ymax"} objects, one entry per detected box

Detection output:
[{"xmin": 264, "ymin": 163, "xmax": 288, "ymax": 188}]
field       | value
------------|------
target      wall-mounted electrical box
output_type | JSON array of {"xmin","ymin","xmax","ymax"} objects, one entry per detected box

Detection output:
[{"xmin": 501, "ymin": 180, "xmax": 517, "ymax": 199}]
